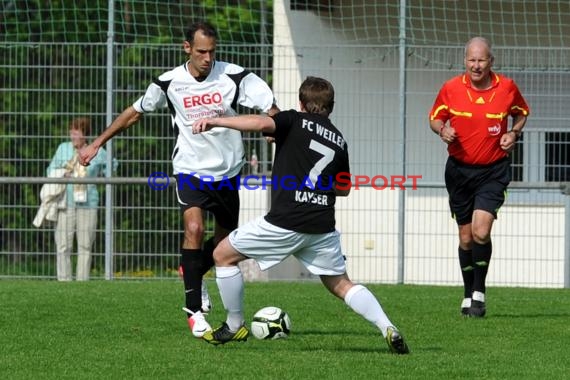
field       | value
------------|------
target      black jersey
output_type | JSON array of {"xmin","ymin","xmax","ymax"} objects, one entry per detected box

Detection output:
[{"xmin": 264, "ymin": 110, "xmax": 350, "ymax": 233}]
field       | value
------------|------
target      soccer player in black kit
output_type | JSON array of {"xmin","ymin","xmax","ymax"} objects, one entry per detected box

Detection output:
[{"xmin": 192, "ymin": 76, "xmax": 409, "ymax": 354}]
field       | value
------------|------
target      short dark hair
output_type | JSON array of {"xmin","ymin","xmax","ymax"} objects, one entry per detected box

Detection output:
[
  {"xmin": 185, "ymin": 21, "xmax": 218, "ymax": 44},
  {"xmin": 299, "ymin": 76, "xmax": 335, "ymax": 116}
]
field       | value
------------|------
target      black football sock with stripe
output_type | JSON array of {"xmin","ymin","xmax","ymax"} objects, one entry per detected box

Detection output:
[
  {"xmin": 180, "ymin": 248, "xmax": 203, "ymax": 315},
  {"xmin": 472, "ymin": 241, "xmax": 492, "ymax": 295},
  {"xmin": 458, "ymin": 247, "xmax": 474, "ymax": 298}
]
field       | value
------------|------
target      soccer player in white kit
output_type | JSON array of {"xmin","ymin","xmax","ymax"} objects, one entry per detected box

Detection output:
[
  {"xmin": 78, "ymin": 21, "xmax": 278, "ymax": 336},
  {"xmin": 192, "ymin": 77, "xmax": 410, "ymax": 354}
]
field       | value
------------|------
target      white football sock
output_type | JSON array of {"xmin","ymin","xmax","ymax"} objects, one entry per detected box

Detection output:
[
  {"xmin": 216, "ymin": 266, "xmax": 245, "ymax": 331},
  {"xmin": 344, "ymin": 284, "xmax": 394, "ymax": 337}
]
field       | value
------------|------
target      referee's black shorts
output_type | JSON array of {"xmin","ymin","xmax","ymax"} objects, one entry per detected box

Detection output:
[
  {"xmin": 175, "ymin": 174, "xmax": 240, "ymax": 230},
  {"xmin": 445, "ymin": 156, "xmax": 511, "ymax": 226}
]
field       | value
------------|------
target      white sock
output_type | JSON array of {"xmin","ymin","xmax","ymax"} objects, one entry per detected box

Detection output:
[
  {"xmin": 472, "ymin": 291, "xmax": 485, "ymax": 303},
  {"xmin": 216, "ymin": 266, "xmax": 245, "ymax": 331},
  {"xmin": 344, "ymin": 284, "xmax": 394, "ymax": 337}
]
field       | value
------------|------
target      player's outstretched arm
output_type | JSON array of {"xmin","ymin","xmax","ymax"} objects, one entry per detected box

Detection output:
[
  {"xmin": 265, "ymin": 104, "xmax": 280, "ymax": 143},
  {"xmin": 192, "ymin": 115, "xmax": 276, "ymax": 134},
  {"xmin": 267, "ymin": 104, "xmax": 280, "ymax": 117},
  {"xmin": 79, "ymin": 106, "xmax": 142, "ymax": 166}
]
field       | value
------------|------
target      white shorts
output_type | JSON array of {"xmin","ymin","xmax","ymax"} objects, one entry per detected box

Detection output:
[{"xmin": 228, "ymin": 216, "xmax": 346, "ymax": 276}]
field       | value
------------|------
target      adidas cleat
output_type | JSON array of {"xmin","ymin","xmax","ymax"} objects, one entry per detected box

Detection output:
[
  {"xmin": 202, "ymin": 322, "xmax": 249, "ymax": 345},
  {"xmin": 468, "ymin": 300, "xmax": 486, "ymax": 318},
  {"xmin": 386, "ymin": 326, "xmax": 410, "ymax": 354}
]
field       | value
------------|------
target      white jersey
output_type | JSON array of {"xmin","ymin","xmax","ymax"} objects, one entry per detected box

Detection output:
[{"xmin": 132, "ymin": 60, "xmax": 275, "ymax": 179}]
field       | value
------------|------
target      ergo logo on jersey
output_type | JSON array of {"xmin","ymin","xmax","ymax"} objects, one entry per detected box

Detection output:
[{"xmin": 183, "ymin": 92, "xmax": 223, "ymax": 108}]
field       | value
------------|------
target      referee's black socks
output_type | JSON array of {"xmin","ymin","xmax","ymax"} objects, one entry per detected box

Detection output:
[
  {"xmin": 472, "ymin": 241, "xmax": 492, "ymax": 295},
  {"xmin": 458, "ymin": 247, "xmax": 474, "ymax": 298}
]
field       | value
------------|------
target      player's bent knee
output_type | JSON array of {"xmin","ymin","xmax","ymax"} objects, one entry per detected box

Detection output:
[
  {"xmin": 320, "ymin": 274, "xmax": 352, "ymax": 298},
  {"xmin": 213, "ymin": 244, "xmax": 243, "ymax": 267}
]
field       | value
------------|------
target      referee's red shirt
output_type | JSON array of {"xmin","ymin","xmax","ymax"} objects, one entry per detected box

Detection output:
[{"xmin": 429, "ymin": 72, "xmax": 530, "ymax": 165}]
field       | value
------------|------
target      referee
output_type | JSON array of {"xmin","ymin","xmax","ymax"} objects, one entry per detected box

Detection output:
[{"xmin": 429, "ymin": 37, "xmax": 530, "ymax": 318}]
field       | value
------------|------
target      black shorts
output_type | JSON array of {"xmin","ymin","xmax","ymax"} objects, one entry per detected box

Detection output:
[
  {"xmin": 445, "ymin": 157, "xmax": 511, "ymax": 226},
  {"xmin": 175, "ymin": 174, "xmax": 240, "ymax": 230}
]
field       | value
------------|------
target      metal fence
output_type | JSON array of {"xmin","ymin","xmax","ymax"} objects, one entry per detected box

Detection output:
[
  {"xmin": 1, "ymin": 175, "xmax": 569, "ymax": 288},
  {"xmin": 2, "ymin": 42, "xmax": 570, "ymax": 287}
]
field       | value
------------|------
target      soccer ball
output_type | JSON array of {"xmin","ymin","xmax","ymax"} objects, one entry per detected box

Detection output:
[{"xmin": 251, "ymin": 306, "xmax": 291, "ymax": 340}]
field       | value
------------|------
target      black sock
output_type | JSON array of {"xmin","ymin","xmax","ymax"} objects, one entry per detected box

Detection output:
[
  {"xmin": 200, "ymin": 237, "xmax": 215, "ymax": 276},
  {"xmin": 180, "ymin": 248, "xmax": 203, "ymax": 314},
  {"xmin": 472, "ymin": 241, "xmax": 492, "ymax": 294},
  {"xmin": 458, "ymin": 247, "xmax": 474, "ymax": 298}
]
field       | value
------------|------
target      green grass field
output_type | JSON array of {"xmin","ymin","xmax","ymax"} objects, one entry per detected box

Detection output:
[{"xmin": 1, "ymin": 280, "xmax": 568, "ymax": 380}]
